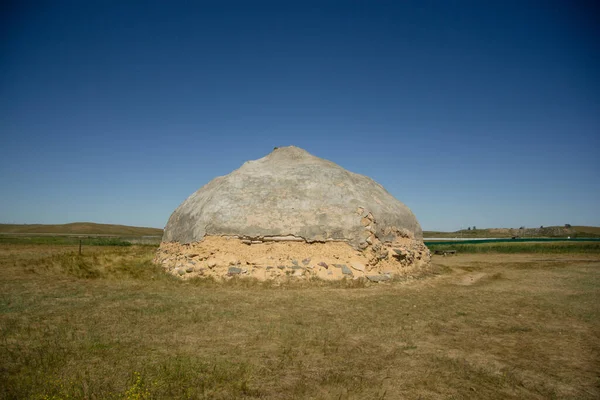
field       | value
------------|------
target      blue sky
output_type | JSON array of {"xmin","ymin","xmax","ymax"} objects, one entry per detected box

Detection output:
[{"xmin": 1, "ymin": 1, "xmax": 598, "ymax": 231}]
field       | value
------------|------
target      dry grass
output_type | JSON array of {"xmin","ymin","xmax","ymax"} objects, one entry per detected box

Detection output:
[
  {"xmin": 0, "ymin": 222, "xmax": 162, "ymax": 236},
  {"xmin": 0, "ymin": 244, "xmax": 599, "ymax": 399},
  {"xmin": 573, "ymin": 226, "xmax": 600, "ymax": 236}
]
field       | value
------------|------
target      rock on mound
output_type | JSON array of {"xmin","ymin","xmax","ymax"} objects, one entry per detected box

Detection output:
[{"xmin": 156, "ymin": 146, "xmax": 429, "ymax": 281}]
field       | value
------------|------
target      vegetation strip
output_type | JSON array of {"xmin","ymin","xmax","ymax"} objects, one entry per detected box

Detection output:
[
  {"xmin": 425, "ymin": 238, "xmax": 600, "ymax": 245},
  {"xmin": 427, "ymin": 241, "xmax": 600, "ymax": 253}
]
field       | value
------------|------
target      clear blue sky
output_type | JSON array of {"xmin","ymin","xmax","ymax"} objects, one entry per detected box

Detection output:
[{"xmin": 1, "ymin": 1, "xmax": 598, "ymax": 231}]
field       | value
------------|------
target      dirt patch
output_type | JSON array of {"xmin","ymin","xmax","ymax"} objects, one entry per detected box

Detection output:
[{"xmin": 154, "ymin": 235, "xmax": 430, "ymax": 281}]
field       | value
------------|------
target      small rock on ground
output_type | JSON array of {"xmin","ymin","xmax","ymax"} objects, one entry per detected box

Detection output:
[
  {"xmin": 350, "ymin": 262, "xmax": 366, "ymax": 272},
  {"xmin": 228, "ymin": 266, "xmax": 242, "ymax": 275},
  {"xmin": 334, "ymin": 264, "xmax": 353, "ymax": 275}
]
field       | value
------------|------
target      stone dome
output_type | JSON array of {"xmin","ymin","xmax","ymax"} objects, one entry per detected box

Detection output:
[{"xmin": 163, "ymin": 146, "xmax": 423, "ymax": 248}]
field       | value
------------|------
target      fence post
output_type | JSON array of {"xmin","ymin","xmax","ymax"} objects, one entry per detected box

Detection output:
[{"xmin": 79, "ymin": 239, "xmax": 82, "ymax": 255}]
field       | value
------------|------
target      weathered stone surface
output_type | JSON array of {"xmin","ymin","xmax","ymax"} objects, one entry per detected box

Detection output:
[
  {"xmin": 155, "ymin": 235, "xmax": 430, "ymax": 281},
  {"xmin": 350, "ymin": 261, "xmax": 366, "ymax": 272},
  {"xmin": 333, "ymin": 264, "xmax": 353, "ymax": 275},
  {"xmin": 156, "ymin": 146, "xmax": 431, "ymax": 281},
  {"xmin": 393, "ymin": 248, "xmax": 409, "ymax": 258},
  {"xmin": 262, "ymin": 235, "xmax": 304, "ymax": 242},
  {"xmin": 162, "ymin": 146, "xmax": 422, "ymax": 248},
  {"xmin": 228, "ymin": 266, "xmax": 242, "ymax": 275}
]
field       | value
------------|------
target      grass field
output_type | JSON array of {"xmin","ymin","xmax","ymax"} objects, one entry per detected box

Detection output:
[
  {"xmin": 1, "ymin": 243, "xmax": 599, "ymax": 399},
  {"xmin": 424, "ymin": 225, "xmax": 600, "ymax": 239},
  {"xmin": 0, "ymin": 222, "xmax": 162, "ymax": 237},
  {"xmin": 427, "ymin": 241, "xmax": 600, "ymax": 254},
  {"xmin": 0, "ymin": 236, "xmax": 135, "ymax": 247}
]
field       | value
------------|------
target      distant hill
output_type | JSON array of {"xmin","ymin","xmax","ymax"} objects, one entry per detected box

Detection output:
[
  {"xmin": 424, "ymin": 225, "xmax": 600, "ymax": 238},
  {"xmin": 2, "ymin": 222, "xmax": 597, "ymax": 239},
  {"xmin": 0, "ymin": 222, "xmax": 163, "ymax": 237}
]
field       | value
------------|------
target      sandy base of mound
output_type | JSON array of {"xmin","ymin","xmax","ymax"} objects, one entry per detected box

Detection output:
[{"xmin": 154, "ymin": 236, "xmax": 430, "ymax": 282}]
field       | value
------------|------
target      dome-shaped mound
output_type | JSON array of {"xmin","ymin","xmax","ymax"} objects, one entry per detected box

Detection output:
[
  {"xmin": 163, "ymin": 146, "xmax": 422, "ymax": 248},
  {"xmin": 156, "ymin": 146, "xmax": 429, "ymax": 281}
]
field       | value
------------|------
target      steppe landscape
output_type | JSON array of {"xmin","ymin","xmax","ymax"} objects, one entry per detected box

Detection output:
[
  {"xmin": 4, "ymin": 2, "xmax": 597, "ymax": 399},
  {"xmin": 1, "ymin": 225, "xmax": 598, "ymax": 399}
]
